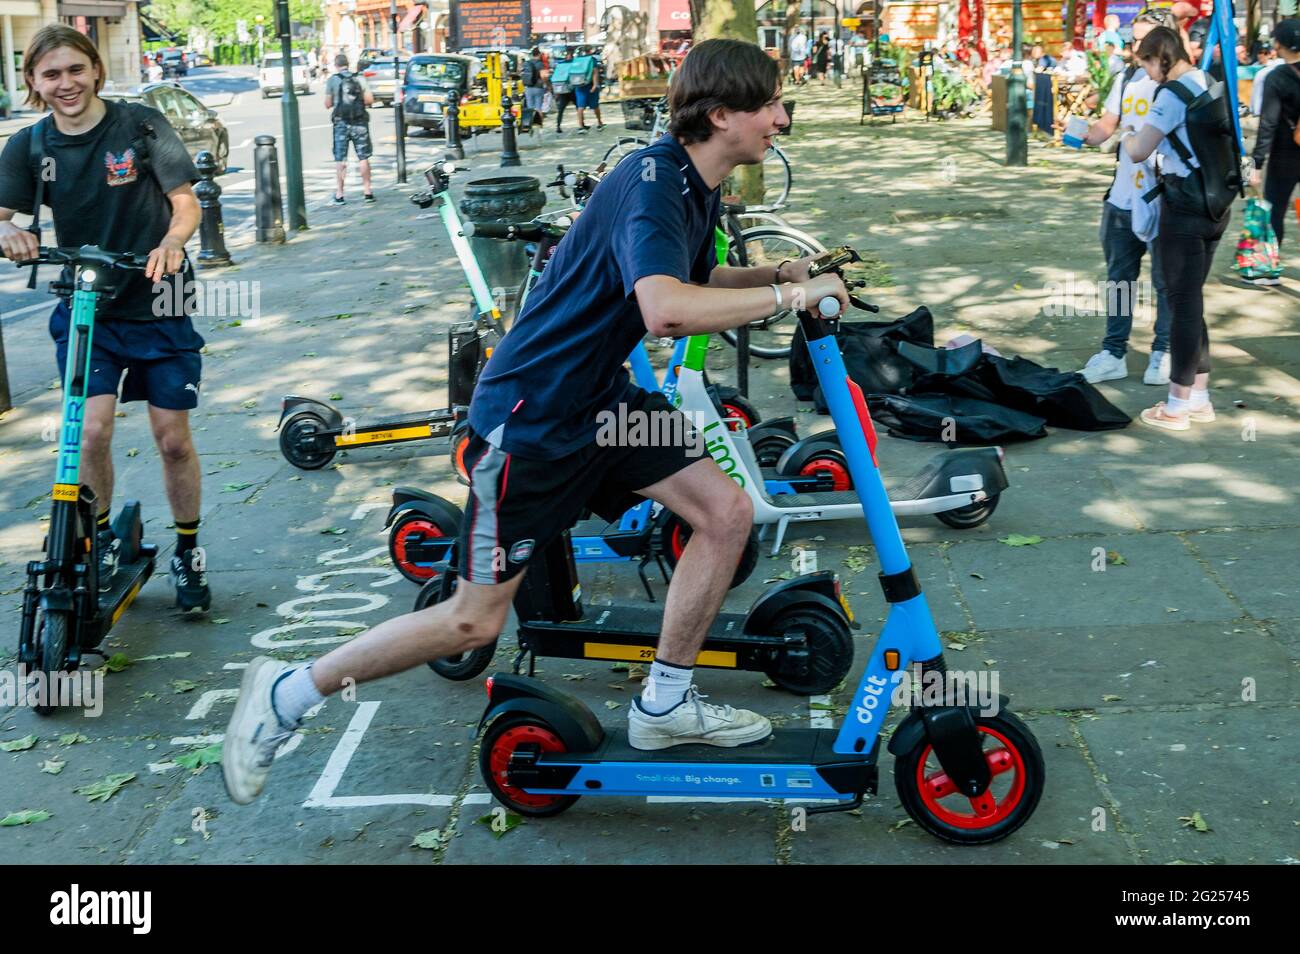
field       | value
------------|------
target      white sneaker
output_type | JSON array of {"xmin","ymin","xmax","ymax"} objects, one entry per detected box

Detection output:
[
  {"xmin": 222, "ymin": 657, "xmax": 299, "ymax": 805},
  {"xmin": 1143, "ymin": 350, "xmax": 1171, "ymax": 386},
  {"xmin": 1080, "ymin": 350, "xmax": 1128, "ymax": 384},
  {"xmin": 628, "ymin": 686, "xmax": 772, "ymax": 750}
]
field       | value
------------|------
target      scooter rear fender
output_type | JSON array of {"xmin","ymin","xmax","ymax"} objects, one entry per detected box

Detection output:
[
  {"xmin": 478, "ymin": 673, "xmax": 605, "ymax": 752},
  {"xmin": 277, "ymin": 395, "xmax": 344, "ymax": 431}
]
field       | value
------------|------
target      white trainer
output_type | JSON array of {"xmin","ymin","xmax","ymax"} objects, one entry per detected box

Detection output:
[
  {"xmin": 628, "ymin": 686, "xmax": 772, "ymax": 750},
  {"xmin": 222, "ymin": 657, "xmax": 299, "ymax": 805},
  {"xmin": 1143, "ymin": 350, "xmax": 1171, "ymax": 385},
  {"xmin": 1080, "ymin": 350, "xmax": 1128, "ymax": 384}
]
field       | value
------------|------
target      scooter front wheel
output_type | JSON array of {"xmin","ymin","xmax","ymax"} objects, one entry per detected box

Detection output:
[
  {"xmin": 893, "ymin": 709, "xmax": 1045, "ymax": 845},
  {"xmin": 279, "ymin": 412, "xmax": 336, "ymax": 470},
  {"xmin": 32, "ymin": 608, "xmax": 70, "ymax": 717},
  {"xmin": 763, "ymin": 605, "xmax": 853, "ymax": 694},
  {"xmin": 481, "ymin": 716, "xmax": 581, "ymax": 817},
  {"xmin": 935, "ymin": 493, "xmax": 1000, "ymax": 530},
  {"xmin": 415, "ymin": 575, "xmax": 498, "ymax": 680},
  {"xmin": 751, "ymin": 431, "xmax": 797, "ymax": 468}
]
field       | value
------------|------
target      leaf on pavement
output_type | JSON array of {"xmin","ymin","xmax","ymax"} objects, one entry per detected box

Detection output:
[
  {"xmin": 104, "ymin": 653, "xmax": 132, "ymax": 673},
  {"xmin": 222, "ymin": 482, "xmax": 254, "ymax": 493},
  {"xmin": 0, "ymin": 734, "xmax": 37, "ymax": 752},
  {"xmin": 74, "ymin": 772, "xmax": 136, "ymax": 803},
  {"xmin": 174, "ymin": 743, "xmax": 223, "ymax": 771},
  {"xmin": 410, "ymin": 828, "xmax": 446, "ymax": 850},
  {"xmin": 998, "ymin": 534, "xmax": 1044, "ymax": 547},
  {"xmin": 40, "ymin": 759, "xmax": 65, "ymax": 775},
  {"xmin": 1107, "ymin": 550, "xmax": 1127, "ymax": 566},
  {"xmin": 0, "ymin": 809, "xmax": 51, "ymax": 826},
  {"xmin": 58, "ymin": 732, "xmax": 89, "ymax": 746},
  {"xmin": 171, "ymin": 679, "xmax": 198, "ymax": 694},
  {"xmin": 1179, "ymin": 811, "xmax": 1212, "ymax": 833},
  {"xmin": 475, "ymin": 812, "xmax": 523, "ymax": 839}
]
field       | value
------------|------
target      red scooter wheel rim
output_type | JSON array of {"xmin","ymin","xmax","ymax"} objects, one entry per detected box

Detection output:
[
  {"xmin": 799, "ymin": 457, "xmax": 851, "ymax": 491},
  {"xmin": 670, "ymin": 523, "xmax": 688, "ymax": 561},
  {"xmin": 914, "ymin": 725, "xmax": 1027, "ymax": 830},
  {"xmin": 454, "ymin": 436, "xmax": 471, "ymax": 481},
  {"xmin": 722, "ymin": 403, "xmax": 752, "ymax": 431},
  {"xmin": 488, "ymin": 724, "xmax": 568, "ymax": 809},
  {"xmin": 392, "ymin": 519, "xmax": 444, "ymax": 581}
]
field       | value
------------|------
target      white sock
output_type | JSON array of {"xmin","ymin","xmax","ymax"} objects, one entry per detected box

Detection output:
[
  {"xmin": 1189, "ymin": 388, "xmax": 1210, "ymax": 409},
  {"xmin": 271, "ymin": 665, "xmax": 324, "ymax": 728},
  {"xmin": 1164, "ymin": 393, "xmax": 1190, "ymax": 415},
  {"xmin": 639, "ymin": 659, "xmax": 693, "ymax": 715}
]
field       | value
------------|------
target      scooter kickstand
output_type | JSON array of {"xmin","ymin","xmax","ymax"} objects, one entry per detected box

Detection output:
[
  {"xmin": 636, "ymin": 556, "xmax": 657, "ymax": 602},
  {"xmin": 654, "ymin": 553, "xmax": 671, "ymax": 585},
  {"xmin": 805, "ymin": 793, "xmax": 864, "ymax": 815}
]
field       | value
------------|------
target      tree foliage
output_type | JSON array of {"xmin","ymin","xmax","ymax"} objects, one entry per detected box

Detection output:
[{"xmin": 148, "ymin": 0, "xmax": 324, "ymax": 44}]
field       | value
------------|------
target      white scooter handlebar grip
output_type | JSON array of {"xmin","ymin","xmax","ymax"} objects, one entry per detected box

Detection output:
[{"xmin": 817, "ymin": 296, "xmax": 842, "ymax": 318}]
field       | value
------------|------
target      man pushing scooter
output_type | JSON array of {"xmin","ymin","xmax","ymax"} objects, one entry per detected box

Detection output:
[{"xmin": 223, "ymin": 39, "xmax": 848, "ymax": 804}]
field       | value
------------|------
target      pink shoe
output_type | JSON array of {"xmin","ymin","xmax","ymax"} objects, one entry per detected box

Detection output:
[{"xmin": 1139, "ymin": 402, "xmax": 1190, "ymax": 431}]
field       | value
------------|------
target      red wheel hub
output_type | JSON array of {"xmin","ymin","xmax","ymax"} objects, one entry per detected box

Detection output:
[
  {"xmin": 489, "ymin": 724, "xmax": 568, "ymax": 808},
  {"xmin": 800, "ymin": 457, "xmax": 852, "ymax": 492},
  {"xmin": 722, "ymin": 403, "xmax": 752, "ymax": 432},
  {"xmin": 670, "ymin": 523, "xmax": 688, "ymax": 561},
  {"xmin": 453, "ymin": 436, "xmax": 470, "ymax": 481},
  {"xmin": 915, "ymin": 725, "xmax": 1027, "ymax": 830},
  {"xmin": 392, "ymin": 519, "xmax": 444, "ymax": 581}
]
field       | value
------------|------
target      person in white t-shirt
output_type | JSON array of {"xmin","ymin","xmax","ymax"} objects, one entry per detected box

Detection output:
[
  {"xmin": 1122, "ymin": 25, "xmax": 1231, "ymax": 433},
  {"xmin": 1070, "ymin": 9, "xmax": 1175, "ymax": 387},
  {"xmin": 1054, "ymin": 41, "xmax": 1089, "ymax": 80},
  {"xmin": 789, "ymin": 29, "xmax": 809, "ymax": 85}
]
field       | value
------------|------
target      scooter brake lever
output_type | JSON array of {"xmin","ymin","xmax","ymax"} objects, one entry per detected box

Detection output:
[{"xmin": 849, "ymin": 294, "xmax": 880, "ymax": 314}]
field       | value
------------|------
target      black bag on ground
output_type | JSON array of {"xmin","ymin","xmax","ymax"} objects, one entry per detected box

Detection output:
[
  {"xmin": 790, "ymin": 306, "xmax": 934, "ymax": 409},
  {"xmin": 1154, "ymin": 79, "xmax": 1243, "ymax": 220},
  {"xmin": 866, "ymin": 393, "xmax": 1048, "ymax": 444}
]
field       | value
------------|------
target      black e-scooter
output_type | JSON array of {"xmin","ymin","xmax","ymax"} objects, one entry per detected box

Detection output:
[
  {"xmin": 474, "ymin": 249, "xmax": 1045, "ymax": 843},
  {"xmin": 17, "ymin": 247, "xmax": 158, "ymax": 714}
]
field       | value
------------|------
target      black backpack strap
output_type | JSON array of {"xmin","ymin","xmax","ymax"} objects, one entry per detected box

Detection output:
[
  {"xmin": 1155, "ymin": 80, "xmax": 1196, "ymax": 167},
  {"xmin": 25, "ymin": 116, "xmax": 50, "ymax": 290}
]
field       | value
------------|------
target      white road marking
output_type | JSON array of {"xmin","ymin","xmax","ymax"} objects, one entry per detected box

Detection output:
[
  {"xmin": 809, "ymin": 693, "xmax": 833, "ymax": 729},
  {"xmin": 235, "ymin": 137, "xmax": 254, "ymax": 149},
  {"xmin": 303, "ymin": 701, "xmax": 461, "ymax": 809},
  {"xmin": 251, "ymin": 619, "xmax": 366, "ymax": 650},
  {"xmin": 317, "ymin": 545, "xmax": 388, "ymax": 566},
  {"xmin": 351, "ymin": 501, "xmax": 389, "ymax": 521},
  {"xmin": 185, "ymin": 689, "xmax": 240, "ymax": 721},
  {"xmin": 223, "ymin": 662, "xmax": 248, "ymax": 670},
  {"xmin": 295, "ymin": 567, "xmax": 400, "ymax": 592},
  {"xmin": 2, "ymin": 301, "xmax": 55, "ymax": 321},
  {"xmin": 276, "ymin": 591, "xmax": 389, "ymax": 618}
]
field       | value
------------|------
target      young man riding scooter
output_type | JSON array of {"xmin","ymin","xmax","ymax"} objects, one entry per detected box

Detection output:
[
  {"xmin": 0, "ymin": 25, "xmax": 210, "ymax": 612},
  {"xmin": 223, "ymin": 38, "xmax": 849, "ymax": 804}
]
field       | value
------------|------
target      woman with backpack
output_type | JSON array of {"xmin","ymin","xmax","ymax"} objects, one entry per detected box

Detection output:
[
  {"xmin": 1122, "ymin": 25, "xmax": 1230, "ymax": 432},
  {"xmin": 1248, "ymin": 19, "xmax": 1300, "ymax": 247}
]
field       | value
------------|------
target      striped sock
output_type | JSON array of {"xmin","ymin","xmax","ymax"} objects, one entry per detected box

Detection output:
[
  {"xmin": 176, "ymin": 518, "xmax": 199, "ymax": 556},
  {"xmin": 96, "ymin": 510, "xmax": 111, "ymax": 535}
]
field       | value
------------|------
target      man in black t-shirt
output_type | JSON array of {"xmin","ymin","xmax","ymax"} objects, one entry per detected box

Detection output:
[{"xmin": 0, "ymin": 25, "xmax": 210, "ymax": 613}]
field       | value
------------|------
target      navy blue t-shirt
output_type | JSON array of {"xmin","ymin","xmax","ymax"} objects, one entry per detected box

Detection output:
[{"xmin": 468, "ymin": 135, "xmax": 720, "ymax": 459}]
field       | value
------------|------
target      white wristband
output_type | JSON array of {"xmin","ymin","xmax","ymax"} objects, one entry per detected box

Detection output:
[{"xmin": 770, "ymin": 283, "xmax": 783, "ymax": 314}]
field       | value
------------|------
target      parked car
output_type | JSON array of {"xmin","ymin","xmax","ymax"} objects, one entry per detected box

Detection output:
[
  {"xmin": 190, "ymin": 51, "xmax": 213, "ymax": 68},
  {"xmin": 360, "ymin": 57, "xmax": 399, "ymax": 107},
  {"xmin": 100, "ymin": 83, "xmax": 230, "ymax": 174},
  {"xmin": 400, "ymin": 54, "xmax": 475, "ymax": 135},
  {"xmin": 259, "ymin": 52, "xmax": 311, "ymax": 97},
  {"xmin": 159, "ymin": 47, "xmax": 188, "ymax": 78}
]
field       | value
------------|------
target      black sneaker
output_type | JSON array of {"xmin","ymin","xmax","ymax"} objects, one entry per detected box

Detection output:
[
  {"xmin": 331, "ymin": 195, "xmax": 346, "ymax": 206},
  {"xmin": 97, "ymin": 528, "xmax": 120, "ymax": 592},
  {"xmin": 171, "ymin": 551, "xmax": 211, "ymax": 613},
  {"xmin": 363, "ymin": 193, "xmax": 376, "ymax": 203}
]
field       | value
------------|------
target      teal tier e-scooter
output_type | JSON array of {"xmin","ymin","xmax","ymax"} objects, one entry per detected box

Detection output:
[
  {"xmin": 474, "ymin": 248, "xmax": 1045, "ymax": 843},
  {"xmin": 16, "ymin": 247, "xmax": 158, "ymax": 715}
]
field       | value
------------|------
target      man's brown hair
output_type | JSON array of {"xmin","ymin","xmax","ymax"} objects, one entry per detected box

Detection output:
[
  {"xmin": 23, "ymin": 24, "xmax": 104, "ymax": 109},
  {"xmin": 668, "ymin": 38, "xmax": 781, "ymax": 145}
]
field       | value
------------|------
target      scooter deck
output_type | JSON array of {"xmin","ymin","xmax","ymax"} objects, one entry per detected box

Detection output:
[
  {"xmin": 521, "ymin": 729, "xmax": 879, "ymax": 800},
  {"xmin": 333, "ymin": 412, "xmax": 457, "ymax": 447},
  {"xmin": 92, "ymin": 548, "xmax": 156, "ymax": 641},
  {"xmin": 521, "ymin": 605, "xmax": 797, "ymax": 670}
]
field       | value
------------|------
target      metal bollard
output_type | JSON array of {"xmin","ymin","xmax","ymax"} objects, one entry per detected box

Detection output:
[
  {"xmin": 499, "ymin": 91, "xmax": 521, "ymax": 167},
  {"xmin": 444, "ymin": 93, "xmax": 464, "ymax": 161},
  {"xmin": 253, "ymin": 134, "xmax": 286, "ymax": 244},
  {"xmin": 193, "ymin": 151, "xmax": 233, "ymax": 267}
]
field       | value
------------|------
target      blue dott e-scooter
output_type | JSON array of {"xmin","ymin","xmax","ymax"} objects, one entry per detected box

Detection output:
[
  {"xmin": 475, "ymin": 249, "xmax": 1045, "ymax": 843},
  {"xmin": 17, "ymin": 247, "xmax": 159, "ymax": 714}
]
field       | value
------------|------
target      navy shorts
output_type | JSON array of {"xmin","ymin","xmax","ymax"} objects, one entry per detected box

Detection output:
[
  {"xmin": 332, "ymin": 120, "xmax": 372, "ymax": 161},
  {"xmin": 573, "ymin": 85, "xmax": 600, "ymax": 109},
  {"xmin": 51, "ymin": 302, "xmax": 205, "ymax": 410}
]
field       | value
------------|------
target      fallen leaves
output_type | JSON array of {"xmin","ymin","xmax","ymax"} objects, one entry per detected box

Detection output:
[
  {"xmin": 171, "ymin": 679, "xmax": 199, "ymax": 694},
  {"xmin": 1179, "ymin": 811, "xmax": 1211, "ymax": 833},
  {"xmin": 75, "ymin": 772, "xmax": 135, "ymax": 803},
  {"xmin": 40, "ymin": 759, "xmax": 65, "ymax": 775},
  {"xmin": 0, "ymin": 734, "xmax": 37, "ymax": 752},
  {"xmin": 174, "ymin": 743, "xmax": 223, "ymax": 772},
  {"xmin": 0, "ymin": 809, "xmax": 51, "ymax": 826},
  {"xmin": 998, "ymin": 534, "xmax": 1043, "ymax": 547},
  {"xmin": 410, "ymin": 828, "xmax": 448, "ymax": 850}
]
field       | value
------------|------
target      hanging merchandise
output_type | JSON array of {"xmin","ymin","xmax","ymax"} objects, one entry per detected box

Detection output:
[{"xmin": 1231, "ymin": 197, "xmax": 1284, "ymax": 284}]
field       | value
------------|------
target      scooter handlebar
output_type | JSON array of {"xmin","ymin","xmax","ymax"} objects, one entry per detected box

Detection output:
[
  {"xmin": 18, "ymin": 246, "xmax": 150, "ymax": 270},
  {"xmin": 463, "ymin": 221, "xmax": 563, "ymax": 241}
]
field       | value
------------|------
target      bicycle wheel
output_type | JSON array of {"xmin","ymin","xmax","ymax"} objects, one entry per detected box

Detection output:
[
  {"xmin": 721, "ymin": 225, "xmax": 826, "ymax": 359},
  {"xmin": 762, "ymin": 145, "xmax": 792, "ymax": 209},
  {"xmin": 602, "ymin": 137, "xmax": 648, "ymax": 168}
]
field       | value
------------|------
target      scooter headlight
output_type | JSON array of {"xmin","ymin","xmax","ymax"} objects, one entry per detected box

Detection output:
[{"xmin": 80, "ymin": 268, "xmax": 97, "ymax": 284}]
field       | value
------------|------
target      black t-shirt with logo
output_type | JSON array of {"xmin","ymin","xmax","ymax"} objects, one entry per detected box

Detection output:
[{"xmin": 0, "ymin": 98, "xmax": 199, "ymax": 319}]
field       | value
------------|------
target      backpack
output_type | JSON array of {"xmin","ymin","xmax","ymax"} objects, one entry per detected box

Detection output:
[
  {"xmin": 334, "ymin": 71, "xmax": 367, "ymax": 123},
  {"xmin": 550, "ymin": 60, "xmax": 573, "ymax": 95},
  {"xmin": 1152, "ymin": 78, "xmax": 1243, "ymax": 220},
  {"xmin": 24, "ymin": 100, "xmax": 163, "ymax": 290},
  {"xmin": 521, "ymin": 58, "xmax": 540, "ymax": 88}
]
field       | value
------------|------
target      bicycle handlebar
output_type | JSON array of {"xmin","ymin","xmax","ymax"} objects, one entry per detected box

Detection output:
[
  {"xmin": 462, "ymin": 221, "xmax": 567, "ymax": 241},
  {"xmin": 17, "ymin": 246, "xmax": 150, "ymax": 270}
]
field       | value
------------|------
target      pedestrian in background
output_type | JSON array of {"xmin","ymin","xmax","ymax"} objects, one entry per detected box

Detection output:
[
  {"xmin": 521, "ymin": 46, "xmax": 546, "ymax": 130},
  {"xmin": 572, "ymin": 51, "xmax": 605, "ymax": 132},
  {"xmin": 1122, "ymin": 26, "xmax": 1227, "ymax": 431},
  {"xmin": 324, "ymin": 53, "xmax": 375, "ymax": 205},
  {"xmin": 1073, "ymin": 7, "xmax": 1176, "ymax": 387},
  {"xmin": 550, "ymin": 48, "xmax": 575, "ymax": 135},
  {"xmin": 1249, "ymin": 18, "xmax": 1300, "ymax": 247},
  {"xmin": 790, "ymin": 28, "xmax": 809, "ymax": 85},
  {"xmin": 812, "ymin": 32, "xmax": 830, "ymax": 83}
]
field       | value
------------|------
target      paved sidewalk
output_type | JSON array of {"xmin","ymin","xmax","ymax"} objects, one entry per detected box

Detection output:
[{"xmin": 0, "ymin": 83, "xmax": 1296, "ymax": 865}]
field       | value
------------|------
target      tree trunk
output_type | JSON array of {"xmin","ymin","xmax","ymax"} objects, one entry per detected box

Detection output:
[{"xmin": 693, "ymin": 0, "xmax": 766, "ymax": 204}]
